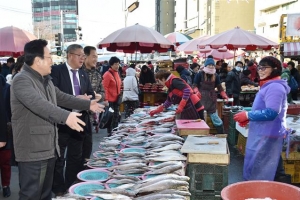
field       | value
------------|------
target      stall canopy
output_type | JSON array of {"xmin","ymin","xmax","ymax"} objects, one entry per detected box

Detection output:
[{"xmin": 283, "ymin": 42, "xmax": 300, "ymax": 57}]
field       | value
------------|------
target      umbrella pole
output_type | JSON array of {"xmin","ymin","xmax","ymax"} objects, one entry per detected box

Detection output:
[{"xmin": 135, "ymin": 42, "xmax": 137, "ymax": 62}]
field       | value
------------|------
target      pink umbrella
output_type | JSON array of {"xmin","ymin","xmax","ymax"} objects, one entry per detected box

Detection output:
[
  {"xmin": 164, "ymin": 32, "xmax": 193, "ymax": 46},
  {"xmin": 176, "ymin": 35, "xmax": 211, "ymax": 53},
  {"xmin": 97, "ymin": 24, "xmax": 174, "ymax": 53},
  {"xmin": 197, "ymin": 27, "xmax": 278, "ymax": 50},
  {"xmin": 0, "ymin": 26, "xmax": 37, "ymax": 57},
  {"xmin": 198, "ymin": 46, "xmax": 245, "ymax": 60}
]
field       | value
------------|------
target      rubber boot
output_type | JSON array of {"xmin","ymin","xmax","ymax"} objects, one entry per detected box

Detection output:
[{"xmin": 215, "ymin": 125, "xmax": 224, "ymax": 134}]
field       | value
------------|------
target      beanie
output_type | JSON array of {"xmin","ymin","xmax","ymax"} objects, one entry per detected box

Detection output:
[{"xmin": 204, "ymin": 58, "xmax": 215, "ymax": 67}]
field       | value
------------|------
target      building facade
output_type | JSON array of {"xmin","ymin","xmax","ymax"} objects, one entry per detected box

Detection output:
[
  {"xmin": 254, "ymin": 0, "xmax": 300, "ymax": 42},
  {"xmin": 155, "ymin": 0, "xmax": 175, "ymax": 35},
  {"xmin": 32, "ymin": 0, "xmax": 78, "ymax": 42}
]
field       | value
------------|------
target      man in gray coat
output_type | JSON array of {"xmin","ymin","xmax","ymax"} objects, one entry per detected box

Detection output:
[{"xmin": 10, "ymin": 39, "xmax": 104, "ymax": 200}]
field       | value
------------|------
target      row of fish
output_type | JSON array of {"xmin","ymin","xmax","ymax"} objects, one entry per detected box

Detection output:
[{"xmin": 55, "ymin": 108, "xmax": 190, "ymax": 200}]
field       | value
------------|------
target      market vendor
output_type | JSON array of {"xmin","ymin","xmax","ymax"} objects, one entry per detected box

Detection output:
[
  {"xmin": 149, "ymin": 70, "xmax": 204, "ymax": 120},
  {"xmin": 233, "ymin": 56, "xmax": 291, "ymax": 182},
  {"xmin": 193, "ymin": 58, "xmax": 228, "ymax": 134}
]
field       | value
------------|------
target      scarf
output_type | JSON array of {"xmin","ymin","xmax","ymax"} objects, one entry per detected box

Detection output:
[
  {"xmin": 259, "ymin": 76, "xmax": 281, "ymax": 87},
  {"xmin": 203, "ymin": 67, "xmax": 216, "ymax": 74}
]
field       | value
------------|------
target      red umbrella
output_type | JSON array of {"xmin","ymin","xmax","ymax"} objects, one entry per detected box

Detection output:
[
  {"xmin": 176, "ymin": 35, "xmax": 210, "ymax": 53},
  {"xmin": 197, "ymin": 27, "xmax": 278, "ymax": 51},
  {"xmin": 97, "ymin": 24, "xmax": 174, "ymax": 53},
  {"xmin": 0, "ymin": 26, "xmax": 37, "ymax": 57}
]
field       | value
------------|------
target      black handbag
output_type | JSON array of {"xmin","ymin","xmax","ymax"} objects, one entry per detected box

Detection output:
[
  {"xmin": 99, "ymin": 106, "xmax": 113, "ymax": 129},
  {"xmin": 109, "ymin": 71, "xmax": 122, "ymax": 105}
]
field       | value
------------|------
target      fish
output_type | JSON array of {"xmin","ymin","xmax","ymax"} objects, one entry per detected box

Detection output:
[
  {"xmin": 133, "ymin": 193, "xmax": 187, "ymax": 200},
  {"xmin": 110, "ymin": 163, "xmax": 147, "ymax": 170},
  {"xmin": 118, "ymin": 159, "xmax": 146, "ymax": 165},
  {"xmin": 146, "ymin": 150, "xmax": 183, "ymax": 156},
  {"xmin": 115, "ymin": 168, "xmax": 147, "ymax": 175},
  {"xmin": 119, "ymin": 152, "xmax": 146, "ymax": 157},
  {"xmin": 147, "ymin": 161, "xmax": 183, "ymax": 169},
  {"xmin": 150, "ymin": 144, "xmax": 182, "ymax": 152},
  {"xmin": 89, "ymin": 192, "xmax": 132, "ymax": 200},
  {"xmin": 153, "ymin": 128, "xmax": 172, "ymax": 133},
  {"xmin": 135, "ymin": 180, "xmax": 189, "ymax": 194},
  {"xmin": 144, "ymin": 164, "xmax": 182, "ymax": 175},
  {"xmin": 91, "ymin": 188, "xmax": 136, "ymax": 197},
  {"xmin": 150, "ymin": 135, "xmax": 184, "ymax": 142},
  {"xmin": 106, "ymin": 179, "xmax": 136, "ymax": 184},
  {"xmin": 52, "ymin": 194, "xmax": 86, "ymax": 200},
  {"xmin": 116, "ymin": 183, "xmax": 135, "ymax": 189},
  {"xmin": 146, "ymin": 155, "xmax": 187, "ymax": 162},
  {"xmin": 144, "ymin": 141, "xmax": 182, "ymax": 148},
  {"xmin": 135, "ymin": 174, "xmax": 190, "ymax": 189},
  {"xmin": 157, "ymin": 189, "xmax": 191, "ymax": 196},
  {"xmin": 112, "ymin": 174, "xmax": 140, "ymax": 181}
]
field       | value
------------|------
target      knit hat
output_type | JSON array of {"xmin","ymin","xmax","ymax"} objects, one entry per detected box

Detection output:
[{"xmin": 204, "ymin": 58, "xmax": 215, "ymax": 67}]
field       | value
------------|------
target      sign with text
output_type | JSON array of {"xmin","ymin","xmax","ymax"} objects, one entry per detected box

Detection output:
[{"xmin": 286, "ymin": 13, "xmax": 300, "ymax": 36}]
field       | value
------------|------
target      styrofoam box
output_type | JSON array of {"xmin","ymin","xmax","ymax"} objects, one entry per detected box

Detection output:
[{"xmin": 236, "ymin": 122, "xmax": 248, "ymax": 137}]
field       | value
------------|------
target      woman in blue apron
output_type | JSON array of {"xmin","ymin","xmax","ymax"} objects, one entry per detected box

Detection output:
[
  {"xmin": 193, "ymin": 58, "xmax": 229, "ymax": 134},
  {"xmin": 234, "ymin": 56, "xmax": 290, "ymax": 181}
]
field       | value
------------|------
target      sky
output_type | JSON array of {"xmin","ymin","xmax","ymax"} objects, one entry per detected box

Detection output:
[{"xmin": 0, "ymin": 0, "xmax": 155, "ymax": 46}]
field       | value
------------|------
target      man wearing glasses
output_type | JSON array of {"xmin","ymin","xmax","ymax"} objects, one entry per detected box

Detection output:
[{"xmin": 51, "ymin": 44, "xmax": 100, "ymax": 196}]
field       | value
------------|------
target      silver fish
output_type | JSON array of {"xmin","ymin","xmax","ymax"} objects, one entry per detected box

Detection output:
[
  {"xmin": 106, "ymin": 179, "xmax": 136, "ymax": 184},
  {"xmin": 157, "ymin": 189, "xmax": 191, "ymax": 196},
  {"xmin": 116, "ymin": 183, "xmax": 135, "ymax": 189},
  {"xmin": 145, "ymin": 141, "xmax": 182, "ymax": 148},
  {"xmin": 110, "ymin": 163, "xmax": 147, "ymax": 170},
  {"xmin": 150, "ymin": 135, "xmax": 184, "ymax": 142},
  {"xmin": 89, "ymin": 192, "xmax": 132, "ymax": 200},
  {"xmin": 147, "ymin": 161, "xmax": 183, "ymax": 169},
  {"xmin": 135, "ymin": 180, "xmax": 189, "ymax": 194},
  {"xmin": 115, "ymin": 168, "xmax": 147, "ymax": 175},
  {"xmin": 139, "ymin": 174, "xmax": 190, "ymax": 184},
  {"xmin": 118, "ymin": 159, "xmax": 146, "ymax": 165},
  {"xmin": 145, "ymin": 164, "xmax": 182, "ymax": 175},
  {"xmin": 150, "ymin": 144, "xmax": 182, "ymax": 152},
  {"xmin": 92, "ymin": 188, "xmax": 136, "ymax": 197},
  {"xmin": 119, "ymin": 152, "xmax": 145, "ymax": 157},
  {"xmin": 146, "ymin": 155, "xmax": 187, "ymax": 162},
  {"xmin": 153, "ymin": 128, "xmax": 171, "ymax": 133},
  {"xmin": 112, "ymin": 175, "xmax": 140, "ymax": 181},
  {"xmin": 133, "ymin": 193, "xmax": 186, "ymax": 200}
]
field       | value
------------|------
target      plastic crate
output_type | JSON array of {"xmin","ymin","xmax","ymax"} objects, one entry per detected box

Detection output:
[
  {"xmin": 190, "ymin": 191, "xmax": 221, "ymax": 200},
  {"xmin": 229, "ymin": 110, "xmax": 241, "ymax": 128},
  {"xmin": 287, "ymin": 104, "xmax": 300, "ymax": 115},
  {"xmin": 283, "ymin": 160, "xmax": 300, "ymax": 183},
  {"xmin": 237, "ymin": 132, "xmax": 247, "ymax": 155},
  {"xmin": 187, "ymin": 163, "xmax": 228, "ymax": 194},
  {"xmin": 227, "ymin": 127, "xmax": 238, "ymax": 146}
]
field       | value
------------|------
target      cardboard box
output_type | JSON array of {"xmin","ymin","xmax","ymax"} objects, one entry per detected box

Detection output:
[{"xmin": 176, "ymin": 119, "xmax": 210, "ymax": 136}]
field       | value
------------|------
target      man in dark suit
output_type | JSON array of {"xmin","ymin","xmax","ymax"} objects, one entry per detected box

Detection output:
[{"xmin": 51, "ymin": 44, "xmax": 100, "ymax": 196}]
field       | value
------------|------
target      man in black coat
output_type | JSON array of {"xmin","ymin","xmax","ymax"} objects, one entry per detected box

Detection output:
[
  {"xmin": 51, "ymin": 44, "xmax": 100, "ymax": 196},
  {"xmin": 225, "ymin": 61, "xmax": 242, "ymax": 106}
]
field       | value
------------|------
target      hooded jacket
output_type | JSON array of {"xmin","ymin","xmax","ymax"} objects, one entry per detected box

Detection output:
[
  {"xmin": 122, "ymin": 68, "xmax": 139, "ymax": 101},
  {"xmin": 244, "ymin": 79, "xmax": 290, "ymax": 181},
  {"xmin": 179, "ymin": 68, "xmax": 192, "ymax": 86}
]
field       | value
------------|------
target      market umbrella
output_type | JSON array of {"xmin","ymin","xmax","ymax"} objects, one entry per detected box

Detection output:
[
  {"xmin": 176, "ymin": 35, "xmax": 211, "ymax": 53},
  {"xmin": 198, "ymin": 46, "xmax": 245, "ymax": 60},
  {"xmin": 0, "ymin": 26, "xmax": 37, "ymax": 57},
  {"xmin": 197, "ymin": 27, "xmax": 279, "ymax": 51},
  {"xmin": 164, "ymin": 32, "xmax": 193, "ymax": 46},
  {"xmin": 97, "ymin": 24, "xmax": 174, "ymax": 54}
]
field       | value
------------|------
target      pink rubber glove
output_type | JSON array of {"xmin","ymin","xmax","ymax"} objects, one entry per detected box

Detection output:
[
  {"xmin": 239, "ymin": 120, "xmax": 249, "ymax": 127},
  {"xmin": 176, "ymin": 99, "xmax": 187, "ymax": 114},
  {"xmin": 149, "ymin": 105, "xmax": 164, "ymax": 117},
  {"xmin": 233, "ymin": 111, "xmax": 248, "ymax": 123},
  {"xmin": 220, "ymin": 91, "xmax": 229, "ymax": 102}
]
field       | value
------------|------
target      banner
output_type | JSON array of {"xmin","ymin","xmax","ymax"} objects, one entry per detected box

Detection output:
[{"xmin": 286, "ymin": 13, "xmax": 300, "ymax": 36}]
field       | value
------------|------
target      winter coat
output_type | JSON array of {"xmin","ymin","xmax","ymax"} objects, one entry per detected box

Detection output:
[
  {"xmin": 0, "ymin": 75, "xmax": 11, "ymax": 150},
  {"xmin": 139, "ymin": 69, "xmax": 155, "ymax": 85},
  {"xmin": 179, "ymin": 68, "xmax": 192, "ymax": 86},
  {"xmin": 122, "ymin": 68, "xmax": 139, "ymax": 102},
  {"xmin": 244, "ymin": 79, "xmax": 290, "ymax": 181},
  {"xmin": 0, "ymin": 75, "xmax": 7, "ymax": 149},
  {"xmin": 103, "ymin": 68, "xmax": 121, "ymax": 102},
  {"xmin": 188, "ymin": 68, "xmax": 197, "ymax": 84},
  {"xmin": 290, "ymin": 68, "xmax": 300, "ymax": 88},
  {"xmin": 11, "ymin": 64, "xmax": 90, "ymax": 162},
  {"xmin": 240, "ymin": 73, "xmax": 258, "ymax": 86},
  {"xmin": 225, "ymin": 68, "xmax": 241, "ymax": 98}
]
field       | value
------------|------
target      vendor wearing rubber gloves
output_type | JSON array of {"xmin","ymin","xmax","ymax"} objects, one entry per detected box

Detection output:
[
  {"xmin": 149, "ymin": 70, "xmax": 204, "ymax": 119},
  {"xmin": 233, "ymin": 56, "xmax": 290, "ymax": 182},
  {"xmin": 193, "ymin": 58, "xmax": 228, "ymax": 134}
]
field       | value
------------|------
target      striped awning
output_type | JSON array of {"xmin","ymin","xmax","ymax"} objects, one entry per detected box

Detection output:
[{"xmin": 283, "ymin": 42, "xmax": 300, "ymax": 57}]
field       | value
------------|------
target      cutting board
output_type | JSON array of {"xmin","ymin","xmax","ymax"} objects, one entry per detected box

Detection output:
[
  {"xmin": 176, "ymin": 120, "xmax": 210, "ymax": 136},
  {"xmin": 180, "ymin": 136, "xmax": 229, "ymax": 164},
  {"xmin": 181, "ymin": 136, "xmax": 227, "ymax": 154}
]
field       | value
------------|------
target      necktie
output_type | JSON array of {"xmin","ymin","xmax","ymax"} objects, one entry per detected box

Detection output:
[{"xmin": 71, "ymin": 69, "xmax": 81, "ymax": 96}]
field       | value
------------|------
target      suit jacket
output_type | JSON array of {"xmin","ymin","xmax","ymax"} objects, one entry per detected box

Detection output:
[{"xmin": 51, "ymin": 63, "xmax": 94, "ymax": 135}]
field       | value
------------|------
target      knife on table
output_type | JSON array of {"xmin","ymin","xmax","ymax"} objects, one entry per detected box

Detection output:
[{"xmin": 182, "ymin": 119, "xmax": 202, "ymax": 124}]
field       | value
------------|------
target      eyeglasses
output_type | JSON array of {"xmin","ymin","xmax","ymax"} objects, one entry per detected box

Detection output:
[
  {"xmin": 257, "ymin": 65, "xmax": 272, "ymax": 71},
  {"xmin": 70, "ymin": 53, "xmax": 86, "ymax": 59}
]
